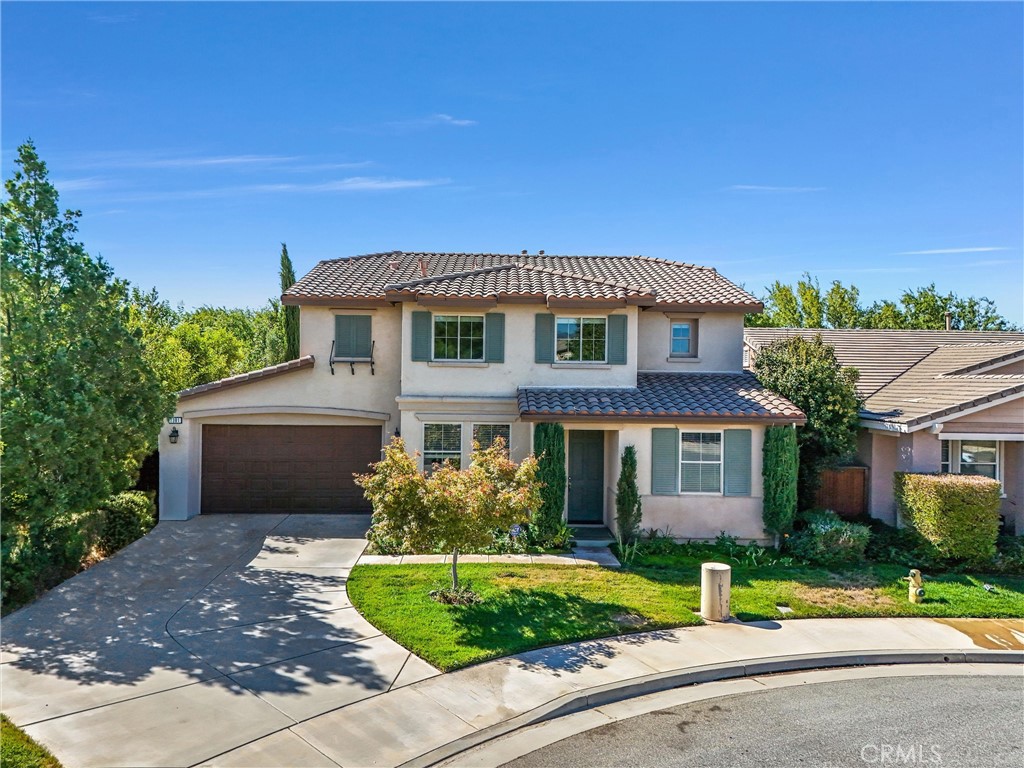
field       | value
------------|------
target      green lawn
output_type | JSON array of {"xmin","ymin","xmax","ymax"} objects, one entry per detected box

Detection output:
[
  {"xmin": 1, "ymin": 715, "xmax": 61, "ymax": 768},
  {"xmin": 348, "ymin": 553, "xmax": 1024, "ymax": 671}
]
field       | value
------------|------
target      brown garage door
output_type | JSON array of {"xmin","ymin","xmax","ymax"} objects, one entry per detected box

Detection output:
[{"xmin": 201, "ymin": 425, "xmax": 382, "ymax": 514}]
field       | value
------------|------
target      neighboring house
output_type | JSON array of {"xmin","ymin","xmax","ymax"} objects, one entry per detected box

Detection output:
[
  {"xmin": 160, "ymin": 252, "xmax": 804, "ymax": 542},
  {"xmin": 744, "ymin": 329, "xmax": 1024, "ymax": 534}
]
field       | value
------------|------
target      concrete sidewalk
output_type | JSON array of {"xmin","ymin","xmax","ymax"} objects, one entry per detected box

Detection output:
[{"xmin": 2, "ymin": 513, "xmax": 1021, "ymax": 768}]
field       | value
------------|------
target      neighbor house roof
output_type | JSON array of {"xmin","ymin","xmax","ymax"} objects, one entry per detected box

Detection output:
[
  {"xmin": 743, "ymin": 328, "xmax": 1024, "ymax": 431},
  {"xmin": 518, "ymin": 372, "xmax": 806, "ymax": 423},
  {"xmin": 743, "ymin": 328, "xmax": 1024, "ymax": 397},
  {"xmin": 283, "ymin": 251, "xmax": 760, "ymax": 310},
  {"xmin": 178, "ymin": 356, "xmax": 315, "ymax": 400}
]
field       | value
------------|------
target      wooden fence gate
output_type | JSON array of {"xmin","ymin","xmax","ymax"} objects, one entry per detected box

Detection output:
[{"xmin": 814, "ymin": 466, "xmax": 868, "ymax": 519}]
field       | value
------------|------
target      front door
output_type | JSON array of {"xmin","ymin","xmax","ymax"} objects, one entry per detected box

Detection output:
[{"xmin": 567, "ymin": 430, "xmax": 604, "ymax": 523}]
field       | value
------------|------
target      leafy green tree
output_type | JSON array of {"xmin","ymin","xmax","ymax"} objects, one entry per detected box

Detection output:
[
  {"xmin": 614, "ymin": 445, "xmax": 642, "ymax": 542},
  {"xmin": 1, "ymin": 141, "xmax": 172, "ymax": 602},
  {"xmin": 761, "ymin": 425, "xmax": 798, "ymax": 543},
  {"xmin": 357, "ymin": 437, "xmax": 540, "ymax": 593},
  {"xmin": 796, "ymin": 274, "xmax": 824, "ymax": 328},
  {"xmin": 747, "ymin": 275, "xmax": 1015, "ymax": 330},
  {"xmin": 279, "ymin": 243, "xmax": 299, "ymax": 359},
  {"xmin": 823, "ymin": 281, "xmax": 863, "ymax": 329},
  {"xmin": 532, "ymin": 423, "xmax": 567, "ymax": 542},
  {"xmin": 753, "ymin": 335, "xmax": 861, "ymax": 510}
]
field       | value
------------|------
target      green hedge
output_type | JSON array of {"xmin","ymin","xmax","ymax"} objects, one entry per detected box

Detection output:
[
  {"xmin": 894, "ymin": 472, "xmax": 1001, "ymax": 563},
  {"xmin": 99, "ymin": 491, "xmax": 156, "ymax": 555}
]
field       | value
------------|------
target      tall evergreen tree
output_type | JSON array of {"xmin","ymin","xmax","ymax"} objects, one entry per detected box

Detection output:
[
  {"xmin": 279, "ymin": 242, "xmax": 300, "ymax": 359},
  {"xmin": 1, "ymin": 141, "xmax": 172, "ymax": 601}
]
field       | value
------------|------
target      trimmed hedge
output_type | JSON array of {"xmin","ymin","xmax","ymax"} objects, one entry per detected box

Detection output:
[
  {"xmin": 787, "ymin": 509, "xmax": 870, "ymax": 566},
  {"xmin": 895, "ymin": 472, "xmax": 1001, "ymax": 563},
  {"xmin": 99, "ymin": 491, "xmax": 156, "ymax": 555}
]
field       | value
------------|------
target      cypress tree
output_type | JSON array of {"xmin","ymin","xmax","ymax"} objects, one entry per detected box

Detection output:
[
  {"xmin": 615, "ymin": 445, "xmax": 642, "ymax": 541},
  {"xmin": 532, "ymin": 423, "xmax": 566, "ymax": 541},
  {"xmin": 279, "ymin": 242, "xmax": 299, "ymax": 360}
]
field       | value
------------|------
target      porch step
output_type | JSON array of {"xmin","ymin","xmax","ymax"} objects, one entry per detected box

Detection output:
[{"xmin": 570, "ymin": 525, "xmax": 616, "ymax": 546}]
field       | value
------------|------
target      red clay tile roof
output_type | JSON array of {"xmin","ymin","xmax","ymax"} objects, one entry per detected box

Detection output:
[
  {"xmin": 518, "ymin": 372, "xmax": 805, "ymax": 423},
  {"xmin": 178, "ymin": 356, "xmax": 315, "ymax": 400},
  {"xmin": 283, "ymin": 252, "xmax": 760, "ymax": 310}
]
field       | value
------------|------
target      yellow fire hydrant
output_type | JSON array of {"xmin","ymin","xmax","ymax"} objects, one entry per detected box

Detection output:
[{"xmin": 905, "ymin": 569, "xmax": 925, "ymax": 604}]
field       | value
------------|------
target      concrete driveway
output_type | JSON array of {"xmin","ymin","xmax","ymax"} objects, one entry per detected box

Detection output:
[{"xmin": 0, "ymin": 514, "xmax": 438, "ymax": 768}]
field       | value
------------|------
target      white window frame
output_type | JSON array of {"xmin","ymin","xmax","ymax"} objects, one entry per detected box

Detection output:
[
  {"xmin": 679, "ymin": 430, "xmax": 724, "ymax": 495},
  {"xmin": 669, "ymin": 319, "xmax": 698, "ymax": 358},
  {"xmin": 471, "ymin": 423, "xmax": 511, "ymax": 452},
  {"xmin": 432, "ymin": 314, "xmax": 485, "ymax": 362},
  {"xmin": 940, "ymin": 438, "xmax": 1003, "ymax": 485},
  {"xmin": 555, "ymin": 316, "xmax": 607, "ymax": 363},
  {"xmin": 422, "ymin": 422, "xmax": 463, "ymax": 471}
]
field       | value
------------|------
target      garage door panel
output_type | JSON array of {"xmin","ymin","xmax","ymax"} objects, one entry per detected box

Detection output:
[{"xmin": 201, "ymin": 425, "xmax": 381, "ymax": 514}]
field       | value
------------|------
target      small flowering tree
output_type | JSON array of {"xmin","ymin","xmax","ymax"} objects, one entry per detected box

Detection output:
[{"xmin": 356, "ymin": 436, "xmax": 541, "ymax": 596}]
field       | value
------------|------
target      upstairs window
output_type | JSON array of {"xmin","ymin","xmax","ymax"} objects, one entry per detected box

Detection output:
[
  {"xmin": 434, "ymin": 316, "xmax": 484, "ymax": 361},
  {"xmin": 556, "ymin": 317, "xmax": 606, "ymax": 362},
  {"xmin": 670, "ymin": 320, "xmax": 697, "ymax": 358},
  {"xmin": 423, "ymin": 423, "xmax": 462, "ymax": 471}
]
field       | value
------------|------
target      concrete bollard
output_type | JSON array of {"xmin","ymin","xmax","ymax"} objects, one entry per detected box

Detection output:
[{"xmin": 700, "ymin": 562, "xmax": 732, "ymax": 622}]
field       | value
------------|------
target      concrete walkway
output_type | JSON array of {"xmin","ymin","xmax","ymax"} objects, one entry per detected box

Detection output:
[{"xmin": 2, "ymin": 514, "xmax": 1021, "ymax": 768}]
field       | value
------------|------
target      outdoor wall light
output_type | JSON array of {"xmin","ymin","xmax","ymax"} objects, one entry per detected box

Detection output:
[{"xmin": 168, "ymin": 427, "xmax": 180, "ymax": 445}]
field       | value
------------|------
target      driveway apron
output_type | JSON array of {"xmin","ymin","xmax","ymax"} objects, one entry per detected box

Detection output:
[{"xmin": 0, "ymin": 513, "xmax": 438, "ymax": 768}]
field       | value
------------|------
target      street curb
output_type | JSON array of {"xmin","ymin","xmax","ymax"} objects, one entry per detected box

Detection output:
[{"xmin": 399, "ymin": 648, "xmax": 1023, "ymax": 768}]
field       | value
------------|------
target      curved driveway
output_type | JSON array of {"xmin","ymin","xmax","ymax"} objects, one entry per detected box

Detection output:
[{"xmin": 0, "ymin": 514, "xmax": 438, "ymax": 767}]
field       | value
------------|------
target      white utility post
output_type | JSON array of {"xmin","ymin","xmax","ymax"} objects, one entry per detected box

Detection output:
[{"xmin": 700, "ymin": 562, "xmax": 732, "ymax": 622}]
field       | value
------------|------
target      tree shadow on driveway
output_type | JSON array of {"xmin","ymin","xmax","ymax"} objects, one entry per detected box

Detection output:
[{"xmin": 1, "ymin": 514, "xmax": 399, "ymax": 725}]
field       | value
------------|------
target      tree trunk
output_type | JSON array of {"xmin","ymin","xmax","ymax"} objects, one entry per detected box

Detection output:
[{"xmin": 451, "ymin": 548, "xmax": 459, "ymax": 591}]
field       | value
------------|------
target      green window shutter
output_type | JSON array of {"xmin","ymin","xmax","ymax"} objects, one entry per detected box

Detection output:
[
  {"xmin": 723, "ymin": 429, "xmax": 752, "ymax": 496},
  {"xmin": 651, "ymin": 428, "xmax": 680, "ymax": 495},
  {"xmin": 334, "ymin": 315, "xmax": 353, "ymax": 358},
  {"xmin": 607, "ymin": 314, "xmax": 627, "ymax": 365},
  {"xmin": 485, "ymin": 313, "xmax": 505, "ymax": 363},
  {"xmin": 535, "ymin": 313, "xmax": 555, "ymax": 363},
  {"xmin": 335, "ymin": 315, "xmax": 373, "ymax": 358},
  {"xmin": 411, "ymin": 311, "xmax": 432, "ymax": 361},
  {"xmin": 351, "ymin": 315, "xmax": 372, "ymax": 358}
]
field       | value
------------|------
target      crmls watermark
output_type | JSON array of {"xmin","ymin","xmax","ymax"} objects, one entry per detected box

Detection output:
[{"xmin": 861, "ymin": 744, "xmax": 942, "ymax": 764}]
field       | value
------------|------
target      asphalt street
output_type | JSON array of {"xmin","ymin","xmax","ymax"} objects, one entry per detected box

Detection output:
[{"xmin": 502, "ymin": 674, "xmax": 1024, "ymax": 768}]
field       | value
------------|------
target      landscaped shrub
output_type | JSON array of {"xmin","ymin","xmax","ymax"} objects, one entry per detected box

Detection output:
[
  {"xmin": 99, "ymin": 491, "xmax": 156, "ymax": 555},
  {"xmin": 533, "ymin": 423, "xmax": 566, "ymax": 544},
  {"xmin": 863, "ymin": 516, "xmax": 946, "ymax": 569},
  {"xmin": 786, "ymin": 510, "xmax": 870, "ymax": 566},
  {"xmin": 895, "ymin": 472, "xmax": 1001, "ymax": 563},
  {"xmin": 991, "ymin": 535, "xmax": 1024, "ymax": 575},
  {"xmin": 1, "ymin": 510, "xmax": 104, "ymax": 612},
  {"xmin": 762, "ymin": 425, "xmax": 798, "ymax": 540},
  {"xmin": 614, "ymin": 445, "xmax": 642, "ymax": 542}
]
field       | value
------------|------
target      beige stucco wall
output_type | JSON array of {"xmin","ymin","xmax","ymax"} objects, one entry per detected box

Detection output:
[
  {"xmin": 620, "ymin": 422, "xmax": 769, "ymax": 543},
  {"xmin": 941, "ymin": 396, "xmax": 1024, "ymax": 436},
  {"xmin": 400, "ymin": 304, "xmax": 639, "ymax": 397},
  {"xmin": 864, "ymin": 431, "xmax": 899, "ymax": 525},
  {"xmin": 637, "ymin": 311, "xmax": 745, "ymax": 372},
  {"xmin": 986, "ymin": 360, "xmax": 1024, "ymax": 375}
]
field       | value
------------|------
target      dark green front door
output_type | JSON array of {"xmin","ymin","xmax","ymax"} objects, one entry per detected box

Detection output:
[{"xmin": 568, "ymin": 430, "xmax": 604, "ymax": 523}]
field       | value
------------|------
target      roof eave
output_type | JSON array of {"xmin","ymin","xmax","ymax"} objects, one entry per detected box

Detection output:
[{"xmin": 520, "ymin": 412, "xmax": 806, "ymax": 425}]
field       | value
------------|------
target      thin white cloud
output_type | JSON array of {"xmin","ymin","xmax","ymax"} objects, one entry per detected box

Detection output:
[
  {"xmin": 106, "ymin": 177, "xmax": 450, "ymax": 202},
  {"xmin": 895, "ymin": 246, "xmax": 1009, "ymax": 256},
  {"xmin": 124, "ymin": 154, "xmax": 301, "ymax": 169},
  {"xmin": 69, "ymin": 152, "xmax": 371, "ymax": 172},
  {"xmin": 243, "ymin": 177, "xmax": 449, "ymax": 192},
  {"xmin": 52, "ymin": 177, "xmax": 109, "ymax": 191},
  {"xmin": 727, "ymin": 184, "xmax": 826, "ymax": 193},
  {"xmin": 382, "ymin": 114, "xmax": 478, "ymax": 132}
]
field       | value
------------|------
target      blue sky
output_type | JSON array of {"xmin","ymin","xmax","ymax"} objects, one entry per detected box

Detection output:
[{"xmin": 3, "ymin": 2, "xmax": 1022, "ymax": 322}]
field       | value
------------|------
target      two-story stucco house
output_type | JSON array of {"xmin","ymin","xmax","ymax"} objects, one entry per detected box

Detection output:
[{"xmin": 159, "ymin": 252, "xmax": 804, "ymax": 542}]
